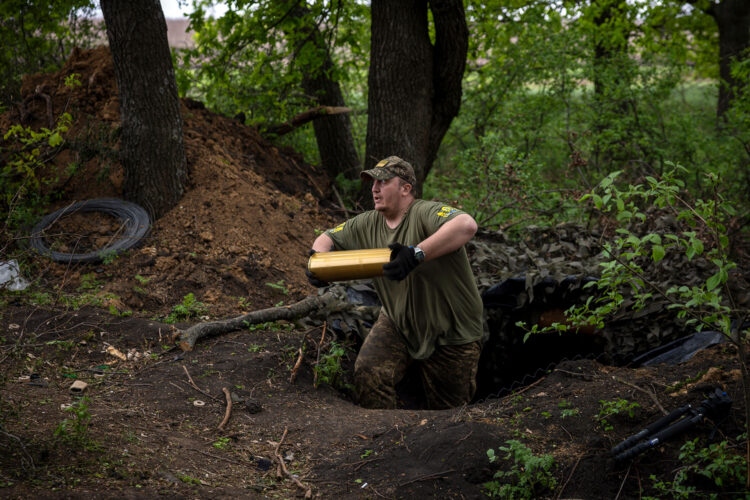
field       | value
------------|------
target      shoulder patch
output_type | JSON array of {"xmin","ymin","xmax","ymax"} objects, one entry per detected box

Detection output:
[
  {"xmin": 329, "ymin": 222, "xmax": 347, "ymax": 233},
  {"xmin": 436, "ymin": 206, "xmax": 458, "ymax": 218}
]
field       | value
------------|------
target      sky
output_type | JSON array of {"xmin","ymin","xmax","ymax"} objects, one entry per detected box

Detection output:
[{"xmin": 160, "ymin": 0, "xmax": 227, "ymax": 19}]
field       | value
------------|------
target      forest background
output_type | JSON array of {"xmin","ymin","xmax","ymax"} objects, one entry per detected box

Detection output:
[
  {"xmin": 1, "ymin": 0, "xmax": 750, "ymax": 496},
  {"xmin": 1, "ymin": 0, "xmax": 749, "ymax": 222}
]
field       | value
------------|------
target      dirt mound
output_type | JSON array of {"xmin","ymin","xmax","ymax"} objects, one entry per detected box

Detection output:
[{"xmin": 7, "ymin": 46, "xmax": 337, "ymax": 319}]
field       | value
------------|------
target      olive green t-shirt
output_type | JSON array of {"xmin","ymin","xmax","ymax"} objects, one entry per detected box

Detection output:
[{"xmin": 325, "ymin": 199, "xmax": 483, "ymax": 359}]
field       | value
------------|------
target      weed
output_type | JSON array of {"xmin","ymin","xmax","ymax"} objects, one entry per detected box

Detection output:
[
  {"xmin": 100, "ymin": 250, "xmax": 119, "ymax": 265},
  {"xmin": 643, "ymin": 436, "xmax": 746, "ymax": 499},
  {"xmin": 177, "ymin": 473, "xmax": 202, "ymax": 486},
  {"xmin": 78, "ymin": 273, "xmax": 102, "ymax": 291},
  {"xmin": 561, "ymin": 408, "xmax": 580, "ymax": 418},
  {"xmin": 212, "ymin": 437, "xmax": 231, "ymax": 450},
  {"xmin": 314, "ymin": 341, "xmax": 350, "ymax": 389},
  {"xmin": 265, "ymin": 279, "xmax": 289, "ymax": 295},
  {"xmin": 46, "ymin": 339, "xmax": 75, "ymax": 351},
  {"xmin": 165, "ymin": 293, "xmax": 208, "ymax": 323},
  {"xmin": 666, "ymin": 370, "xmax": 707, "ymax": 393},
  {"xmin": 54, "ymin": 397, "xmax": 96, "ymax": 449},
  {"xmin": 108, "ymin": 304, "xmax": 132, "ymax": 317},
  {"xmin": 236, "ymin": 296, "xmax": 251, "ymax": 308},
  {"xmin": 247, "ymin": 344, "xmax": 265, "ymax": 353},
  {"xmin": 485, "ymin": 440, "xmax": 558, "ymax": 498},
  {"xmin": 360, "ymin": 449, "xmax": 374, "ymax": 459},
  {"xmin": 596, "ymin": 398, "xmax": 640, "ymax": 432}
]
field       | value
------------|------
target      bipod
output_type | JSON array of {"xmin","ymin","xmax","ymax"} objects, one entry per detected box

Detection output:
[{"xmin": 611, "ymin": 387, "xmax": 731, "ymax": 462}]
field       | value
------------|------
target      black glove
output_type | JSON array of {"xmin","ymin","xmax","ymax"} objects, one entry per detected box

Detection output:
[
  {"xmin": 383, "ymin": 243, "xmax": 420, "ymax": 281},
  {"xmin": 306, "ymin": 249, "xmax": 329, "ymax": 287}
]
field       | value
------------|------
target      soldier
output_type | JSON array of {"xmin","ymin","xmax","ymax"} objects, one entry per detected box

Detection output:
[{"xmin": 308, "ymin": 156, "xmax": 484, "ymax": 409}]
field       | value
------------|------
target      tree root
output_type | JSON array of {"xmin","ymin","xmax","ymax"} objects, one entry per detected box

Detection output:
[{"xmin": 176, "ymin": 293, "xmax": 337, "ymax": 351}]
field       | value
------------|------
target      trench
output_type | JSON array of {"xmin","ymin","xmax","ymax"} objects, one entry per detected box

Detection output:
[{"xmin": 473, "ymin": 275, "xmax": 607, "ymax": 400}]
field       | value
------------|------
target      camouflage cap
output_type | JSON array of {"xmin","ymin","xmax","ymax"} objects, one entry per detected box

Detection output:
[{"xmin": 360, "ymin": 156, "xmax": 417, "ymax": 186}]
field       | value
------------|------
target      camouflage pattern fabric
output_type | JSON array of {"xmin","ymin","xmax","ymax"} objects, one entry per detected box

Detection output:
[{"xmin": 354, "ymin": 313, "xmax": 481, "ymax": 410}]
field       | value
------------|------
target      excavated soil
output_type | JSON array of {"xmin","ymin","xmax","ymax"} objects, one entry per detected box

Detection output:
[{"xmin": 0, "ymin": 47, "xmax": 747, "ymax": 499}]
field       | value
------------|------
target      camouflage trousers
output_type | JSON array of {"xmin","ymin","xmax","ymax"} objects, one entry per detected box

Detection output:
[{"xmin": 354, "ymin": 313, "xmax": 481, "ymax": 410}]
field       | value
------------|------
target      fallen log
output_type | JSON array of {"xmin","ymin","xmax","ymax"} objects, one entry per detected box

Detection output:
[{"xmin": 175, "ymin": 293, "xmax": 337, "ymax": 351}]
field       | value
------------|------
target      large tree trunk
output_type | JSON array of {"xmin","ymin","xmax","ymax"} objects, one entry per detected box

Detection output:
[
  {"xmin": 363, "ymin": 0, "xmax": 468, "ymax": 203},
  {"xmin": 706, "ymin": 0, "xmax": 750, "ymax": 118},
  {"xmin": 285, "ymin": 3, "xmax": 361, "ymax": 182},
  {"xmin": 101, "ymin": 0, "xmax": 188, "ymax": 219}
]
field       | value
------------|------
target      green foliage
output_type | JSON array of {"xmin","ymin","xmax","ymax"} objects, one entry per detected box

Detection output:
[
  {"xmin": 54, "ymin": 396, "xmax": 95, "ymax": 449},
  {"xmin": 484, "ymin": 439, "xmax": 558, "ymax": 499},
  {"xmin": 596, "ymin": 398, "xmax": 640, "ymax": 432},
  {"xmin": 212, "ymin": 437, "xmax": 231, "ymax": 450},
  {"xmin": 314, "ymin": 341, "xmax": 349, "ymax": 389},
  {"xmin": 177, "ymin": 473, "xmax": 202, "ymax": 486},
  {"xmin": 176, "ymin": 0, "xmax": 370, "ymax": 164},
  {"xmin": 165, "ymin": 293, "xmax": 208, "ymax": 323},
  {"xmin": 644, "ymin": 436, "xmax": 747, "ymax": 499},
  {"xmin": 1, "ymin": 110, "xmax": 73, "ymax": 229},
  {"xmin": 558, "ymin": 400, "xmax": 580, "ymax": 418},
  {"xmin": 424, "ymin": 132, "xmax": 580, "ymax": 232},
  {"xmin": 0, "ymin": 1, "xmax": 101, "ymax": 107},
  {"xmin": 572, "ymin": 168, "xmax": 741, "ymax": 341},
  {"xmin": 1, "ymin": 73, "xmax": 85, "ymax": 251},
  {"xmin": 265, "ymin": 279, "xmax": 289, "ymax": 295},
  {"xmin": 433, "ymin": 0, "xmax": 748, "ymax": 222}
]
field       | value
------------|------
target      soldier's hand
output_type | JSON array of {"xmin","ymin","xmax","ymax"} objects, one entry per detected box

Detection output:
[
  {"xmin": 306, "ymin": 249, "xmax": 329, "ymax": 287},
  {"xmin": 383, "ymin": 243, "xmax": 419, "ymax": 281}
]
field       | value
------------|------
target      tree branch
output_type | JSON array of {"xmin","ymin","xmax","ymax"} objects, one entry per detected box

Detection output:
[
  {"xmin": 176, "ymin": 293, "xmax": 337, "ymax": 351},
  {"xmin": 264, "ymin": 105, "xmax": 351, "ymax": 137}
]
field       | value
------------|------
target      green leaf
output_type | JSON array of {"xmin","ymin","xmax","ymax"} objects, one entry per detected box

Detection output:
[
  {"xmin": 705, "ymin": 273, "xmax": 721, "ymax": 291},
  {"xmin": 49, "ymin": 132, "xmax": 63, "ymax": 147},
  {"xmin": 652, "ymin": 245, "xmax": 665, "ymax": 263}
]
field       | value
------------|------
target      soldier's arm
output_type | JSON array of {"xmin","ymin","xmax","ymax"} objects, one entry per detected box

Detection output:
[
  {"xmin": 418, "ymin": 213, "xmax": 477, "ymax": 262},
  {"xmin": 312, "ymin": 232, "xmax": 335, "ymax": 253}
]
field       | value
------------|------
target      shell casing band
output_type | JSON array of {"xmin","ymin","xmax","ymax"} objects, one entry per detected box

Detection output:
[{"xmin": 307, "ymin": 248, "xmax": 391, "ymax": 282}]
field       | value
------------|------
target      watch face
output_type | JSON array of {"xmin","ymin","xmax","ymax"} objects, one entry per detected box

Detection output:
[{"xmin": 414, "ymin": 247, "xmax": 425, "ymax": 261}]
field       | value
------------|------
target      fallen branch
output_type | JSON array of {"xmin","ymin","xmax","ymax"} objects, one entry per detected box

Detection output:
[
  {"xmin": 182, "ymin": 365, "xmax": 220, "ymax": 401},
  {"xmin": 612, "ymin": 376, "xmax": 667, "ymax": 416},
  {"xmin": 399, "ymin": 469, "xmax": 455, "ymax": 487},
  {"xmin": 177, "ymin": 293, "xmax": 336, "ymax": 351},
  {"xmin": 264, "ymin": 105, "xmax": 351, "ymax": 137},
  {"xmin": 273, "ymin": 427, "xmax": 312, "ymax": 498},
  {"xmin": 289, "ymin": 348, "xmax": 304, "ymax": 384},
  {"xmin": 218, "ymin": 387, "xmax": 232, "ymax": 431},
  {"xmin": 313, "ymin": 322, "xmax": 327, "ymax": 389},
  {"xmin": 556, "ymin": 453, "xmax": 583, "ymax": 500}
]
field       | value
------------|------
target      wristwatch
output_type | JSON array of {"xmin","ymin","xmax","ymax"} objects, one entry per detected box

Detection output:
[{"xmin": 412, "ymin": 246, "xmax": 425, "ymax": 263}]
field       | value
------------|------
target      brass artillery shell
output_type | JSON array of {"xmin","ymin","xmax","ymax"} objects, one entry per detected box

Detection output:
[{"xmin": 307, "ymin": 248, "xmax": 391, "ymax": 282}]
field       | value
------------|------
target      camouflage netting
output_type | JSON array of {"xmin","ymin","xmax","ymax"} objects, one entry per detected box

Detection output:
[{"xmin": 468, "ymin": 217, "xmax": 741, "ymax": 364}]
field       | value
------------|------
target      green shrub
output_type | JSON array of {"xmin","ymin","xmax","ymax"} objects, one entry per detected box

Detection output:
[{"xmin": 484, "ymin": 439, "xmax": 557, "ymax": 499}]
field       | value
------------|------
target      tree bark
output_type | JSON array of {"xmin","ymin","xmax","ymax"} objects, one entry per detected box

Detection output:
[
  {"xmin": 706, "ymin": 0, "xmax": 750, "ymax": 118},
  {"xmin": 284, "ymin": 2, "xmax": 361, "ymax": 182},
  {"xmin": 101, "ymin": 0, "xmax": 188, "ymax": 219},
  {"xmin": 176, "ymin": 293, "xmax": 337, "ymax": 351},
  {"xmin": 363, "ymin": 0, "xmax": 468, "ymax": 203}
]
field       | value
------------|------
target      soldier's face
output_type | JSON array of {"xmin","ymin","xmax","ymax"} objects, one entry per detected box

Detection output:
[{"xmin": 371, "ymin": 177, "xmax": 402, "ymax": 212}]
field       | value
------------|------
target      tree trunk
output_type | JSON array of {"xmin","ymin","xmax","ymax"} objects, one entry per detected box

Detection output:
[
  {"xmin": 707, "ymin": 0, "xmax": 750, "ymax": 118},
  {"xmin": 285, "ymin": 3, "xmax": 361, "ymax": 182},
  {"xmin": 101, "ymin": 0, "xmax": 188, "ymax": 219},
  {"xmin": 363, "ymin": 0, "xmax": 468, "ymax": 203}
]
